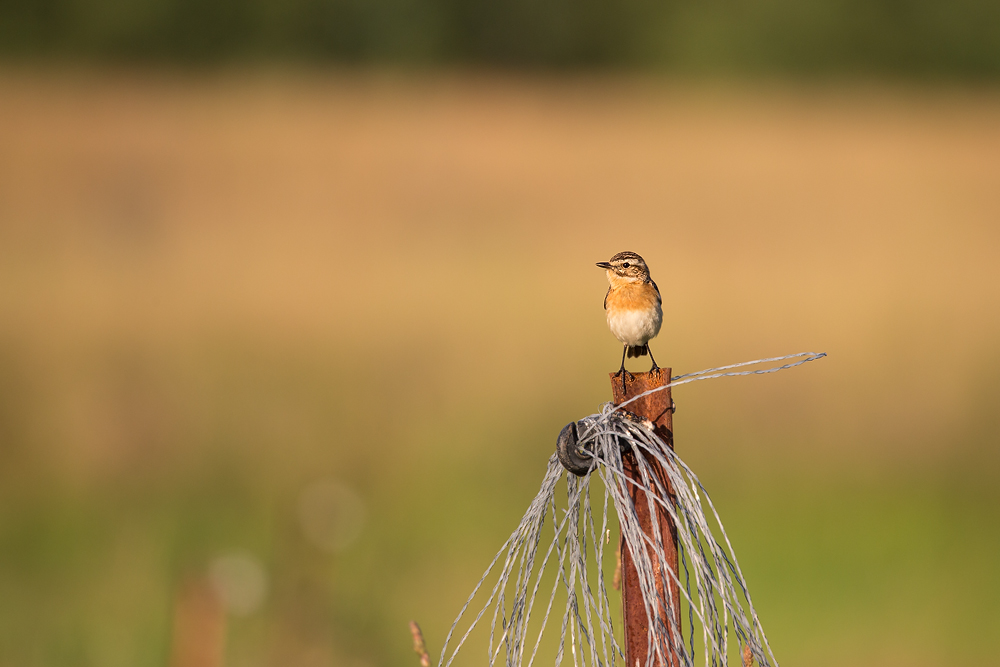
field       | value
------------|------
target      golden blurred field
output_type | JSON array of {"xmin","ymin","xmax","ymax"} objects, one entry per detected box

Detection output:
[{"xmin": 0, "ymin": 69, "xmax": 998, "ymax": 667}]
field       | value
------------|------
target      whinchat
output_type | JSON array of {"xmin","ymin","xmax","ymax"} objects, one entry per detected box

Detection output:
[{"xmin": 597, "ymin": 251, "xmax": 663, "ymax": 389}]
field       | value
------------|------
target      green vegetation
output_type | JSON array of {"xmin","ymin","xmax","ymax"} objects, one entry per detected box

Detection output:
[
  {"xmin": 1, "ymin": 0, "xmax": 1000, "ymax": 76},
  {"xmin": 1, "ymin": 342, "xmax": 998, "ymax": 666}
]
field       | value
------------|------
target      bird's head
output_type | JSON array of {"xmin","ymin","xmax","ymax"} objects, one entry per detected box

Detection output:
[{"xmin": 596, "ymin": 251, "xmax": 650, "ymax": 285}]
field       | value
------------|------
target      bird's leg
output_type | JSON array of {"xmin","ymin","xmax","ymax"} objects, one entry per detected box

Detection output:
[
  {"xmin": 647, "ymin": 345, "xmax": 661, "ymax": 375},
  {"xmin": 612, "ymin": 345, "xmax": 634, "ymax": 393},
  {"xmin": 644, "ymin": 346, "xmax": 673, "ymax": 410}
]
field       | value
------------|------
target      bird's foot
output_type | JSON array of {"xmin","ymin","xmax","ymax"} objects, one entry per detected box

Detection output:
[
  {"xmin": 649, "ymin": 362, "xmax": 661, "ymax": 376},
  {"xmin": 612, "ymin": 368, "xmax": 635, "ymax": 393}
]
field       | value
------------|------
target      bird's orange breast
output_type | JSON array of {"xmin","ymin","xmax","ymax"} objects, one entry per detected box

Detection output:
[{"xmin": 606, "ymin": 282, "xmax": 660, "ymax": 311}]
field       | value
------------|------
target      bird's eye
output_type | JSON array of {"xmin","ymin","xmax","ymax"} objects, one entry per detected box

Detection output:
[{"xmin": 622, "ymin": 262, "xmax": 630, "ymax": 268}]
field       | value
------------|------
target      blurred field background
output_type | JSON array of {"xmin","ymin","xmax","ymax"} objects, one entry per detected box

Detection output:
[{"xmin": 1, "ymin": 4, "xmax": 1000, "ymax": 665}]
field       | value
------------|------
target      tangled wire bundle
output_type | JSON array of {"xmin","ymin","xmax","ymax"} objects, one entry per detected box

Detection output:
[{"xmin": 436, "ymin": 353, "xmax": 826, "ymax": 667}]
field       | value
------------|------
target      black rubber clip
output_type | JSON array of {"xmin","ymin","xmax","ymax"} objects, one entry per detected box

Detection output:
[
  {"xmin": 556, "ymin": 421, "xmax": 595, "ymax": 477},
  {"xmin": 556, "ymin": 410, "xmax": 656, "ymax": 477}
]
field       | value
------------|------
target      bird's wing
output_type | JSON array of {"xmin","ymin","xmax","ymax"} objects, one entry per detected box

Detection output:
[
  {"xmin": 650, "ymin": 279, "xmax": 661, "ymax": 304},
  {"xmin": 604, "ymin": 286, "xmax": 611, "ymax": 310}
]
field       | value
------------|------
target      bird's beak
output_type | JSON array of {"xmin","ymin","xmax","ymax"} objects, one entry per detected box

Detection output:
[{"xmin": 595, "ymin": 262, "xmax": 612, "ymax": 269}]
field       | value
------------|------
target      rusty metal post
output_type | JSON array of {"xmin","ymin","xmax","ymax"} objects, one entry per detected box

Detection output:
[{"xmin": 611, "ymin": 369, "xmax": 680, "ymax": 667}]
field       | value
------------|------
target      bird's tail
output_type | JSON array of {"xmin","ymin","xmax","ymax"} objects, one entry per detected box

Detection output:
[{"xmin": 626, "ymin": 344, "xmax": 648, "ymax": 359}]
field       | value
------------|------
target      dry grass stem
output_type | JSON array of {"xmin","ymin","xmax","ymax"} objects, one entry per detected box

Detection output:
[
  {"xmin": 410, "ymin": 621, "xmax": 431, "ymax": 667},
  {"xmin": 613, "ymin": 544, "xmax": 622, "ymax": 591}
]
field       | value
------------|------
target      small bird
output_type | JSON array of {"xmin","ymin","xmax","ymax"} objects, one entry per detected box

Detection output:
[{"xmin": 597, "ymin": 251, "xmax": 663, "ymax": 390}]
